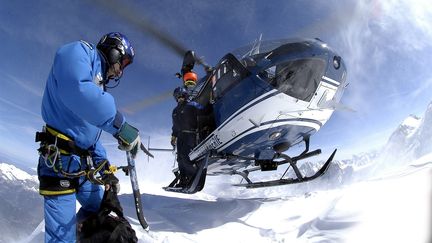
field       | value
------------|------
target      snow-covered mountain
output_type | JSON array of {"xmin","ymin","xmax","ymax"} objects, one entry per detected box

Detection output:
[
  {"xmin": 0, "ymin": 163, "xmax": 38, "ymax": 188},
  {"xmin": 405, "ymin": 103, "xmax": 432, "ymax": 158},
  {"xmin": 0, "ymin": 163, "xmax": 43, "ymax": 243},
  {"xmin": 378, "ymin": 115, "xmax": 422, "ymax": 166},
  {"xmin": 340, "ymin": 150, "xmax": 379, "ymax": 168},
  {"xmin": 369, "ymin": 102, "xmax": 432, "ymax": 173},
  {"xmin": 300, "ymin": 102, "xmax": 432, "ymax": 185}
]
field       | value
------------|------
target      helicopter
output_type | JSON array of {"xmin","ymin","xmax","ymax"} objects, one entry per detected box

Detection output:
[
  {"xmin": 160, "ymin": 37, "xmax": 347, "ymax": 194},
  {"xmin": 93, "ymin": 0, "xmax": 348, "ymax": 194}
]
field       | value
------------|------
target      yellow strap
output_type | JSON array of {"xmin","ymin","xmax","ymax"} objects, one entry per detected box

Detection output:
[
  {"xmin": 45, "ymin": 126, "xmax": 72, "ymax": 141},
  {"xmin": 59, "ymin": 149, "xmax": 71, "ymax": 155},
  {"xmin": 39, "ymin": 189, "xmax": 76, "ymax": 196},
  {"xmin": 95, "ymin": 160, "xmax": 118, "ymax": 175},
  {"xmin": 45, "ymin": 126, "xmax": 72, "ymax": 155}
]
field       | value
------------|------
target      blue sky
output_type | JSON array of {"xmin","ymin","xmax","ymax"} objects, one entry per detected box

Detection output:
[{"xmin": 1, "ymin": 0, "xmax": 432, "ymax": 168}]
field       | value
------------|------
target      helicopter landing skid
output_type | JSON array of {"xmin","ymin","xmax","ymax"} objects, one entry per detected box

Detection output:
[
  {"xmin": 234, "ymin": 149, "xmax": 337, "ymax": 189},
  {"xmin": 163, "ymin": 153, "xmax": 210, "ymax": 194}
]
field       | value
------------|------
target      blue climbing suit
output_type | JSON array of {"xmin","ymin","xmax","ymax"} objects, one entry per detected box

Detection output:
[{"xmin": 37, "ymin": 40, "xmax": 125, "ymax": 242}]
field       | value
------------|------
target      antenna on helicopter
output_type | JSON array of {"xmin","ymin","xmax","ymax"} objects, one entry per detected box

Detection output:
[{"xmin": 242, "ymin": 33, "xmax": 263, "ymax": 59}]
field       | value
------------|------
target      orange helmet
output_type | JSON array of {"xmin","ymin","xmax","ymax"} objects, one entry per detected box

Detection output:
[{"xmin": 183, "ymin": 71, "xmax": 198, "ymax": 87}]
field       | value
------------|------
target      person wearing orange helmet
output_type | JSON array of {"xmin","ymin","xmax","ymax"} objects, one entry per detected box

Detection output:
[{"xmin": 182, "ymin": 71, "xmax": 198, "ymax": 90}]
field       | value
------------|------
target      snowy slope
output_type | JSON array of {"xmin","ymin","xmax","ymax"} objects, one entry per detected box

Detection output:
[
  {"xmin": 0, "ymin": 163, "xmax": 43, "ymax": 243},
  {"xmin": 24, "ymin": 159, "xmax": 430, "ymax": 243},
  {"xmin": 15, "ymin": 103, "xmax": 432, "ymax": 243},
  {"xmin": 115, "ymin": 160, "xmax": 432, "ymax": 242}
]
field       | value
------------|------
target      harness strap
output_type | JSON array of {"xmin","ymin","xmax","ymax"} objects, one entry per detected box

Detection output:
[
  {"xmin": 35, "ymin": 125, "xmax": 123, "ymax": 199},
  {"xmin": 35, "ymin": 125, "xmax": 90, "ymax": 157},
  {"xmin": 39, "ymin": 176, "xmax": 79, "ymax": 196},
  {"xmin": 86, "ymin": 160, "xmax": 113, "ymax": 185}
]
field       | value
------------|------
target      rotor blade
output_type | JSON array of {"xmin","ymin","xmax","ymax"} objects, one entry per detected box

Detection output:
[
  {"xmin": 120, "ymin": 90, "xmax": 172, "ymax": 114},
  {"xmin": 92, "ymin": 0, "xmax": 211, "ymax": 69},
  {"xmin": 92, "ymin": 0, "xmax": 186, "ymax": 57}
]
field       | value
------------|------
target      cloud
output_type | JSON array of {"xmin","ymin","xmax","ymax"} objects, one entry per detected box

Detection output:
[
  {"xmin": 1, "ymin": 71, "xmax": 44, "ymax": 98},
  {"xmin": 0, "ymin": 96, "xmax": 41, "ymax": 118},
  {"xmin": 408, "ymin": 76, "xmax": 432, "ymax": 98},
  {"xmin": 379, "ymin": 0, "xmax": 432, "ymax": 51},
  {"xmin": 0, "ymin": 119, "xmax": 41, "ymax": 166},
  {"xmin": 325, "ymin": 0, "xmax": 432, "ymax": 113}
]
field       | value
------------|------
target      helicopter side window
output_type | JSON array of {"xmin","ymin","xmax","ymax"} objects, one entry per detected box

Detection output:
[
  {"xmin": 258, "ymin": 66, "xmax": 276, "ymax": 80},
  {"xmin": 260, "ymin": 58, "xmax": 325, "ymax": 102},
  {"xmin": 212, "ymin": 54, "xmax": 250, "ymax": 101}
]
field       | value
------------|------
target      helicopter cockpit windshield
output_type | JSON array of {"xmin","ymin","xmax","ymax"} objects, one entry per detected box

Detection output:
[
  {"xmin": 258, "ymin": 58, "xmax": 325, "ymax": 102},
  {"xmin": 232, "ymin": 39, "xmax": 326, "ymax": 102}
]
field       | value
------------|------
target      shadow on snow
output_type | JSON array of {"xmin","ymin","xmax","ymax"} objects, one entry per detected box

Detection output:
[{"xmin": 119, "ymin": 193, "xmax": 266, "ymax": 234}]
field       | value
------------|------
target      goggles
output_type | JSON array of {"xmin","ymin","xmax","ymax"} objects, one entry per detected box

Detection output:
[
  {"xmin": 121, "ymin": 56, "xmax": 132, "ymax": 70},
  {"xmin": 184, "ymin": 80, "xmax": 197, "ymax": 87}
]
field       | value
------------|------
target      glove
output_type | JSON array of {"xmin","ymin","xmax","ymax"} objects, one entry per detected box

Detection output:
[
  {"xmin": 170, "ymin": 136, "xmax": 177, "ymax": 148},
  {"xmin": 115, "ymin": 122, "xmax": 141, "ymax": 158},
  {"xmin": 102, "ymin": 173, "xmax": 120, "ymax": 194}
]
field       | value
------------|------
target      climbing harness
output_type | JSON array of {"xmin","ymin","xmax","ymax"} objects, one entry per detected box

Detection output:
[{"xmin": 35, "ymin": 125, "xmax": 117, "ymax": 195}]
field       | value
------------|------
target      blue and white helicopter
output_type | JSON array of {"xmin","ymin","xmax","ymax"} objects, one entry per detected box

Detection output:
[
  {"xmin": 93, "ymin": 0, "xmax": 347, "ymax": 194},
  {"xmin": 162, "ymin": 37, "xmax": 347, "ymax": 193}
]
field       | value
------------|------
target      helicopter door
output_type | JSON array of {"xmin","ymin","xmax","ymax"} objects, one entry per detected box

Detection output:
[
  {"xmin": 211, "ymin": 54, "xmax": 250, "ymax": 100},
  {"xmin": 308, "ymin": 82, "xmax": 337, "ymax": 109},
  {"xmin": 210, "ymin": 54, "xmax": 251, "ymax": 125}
]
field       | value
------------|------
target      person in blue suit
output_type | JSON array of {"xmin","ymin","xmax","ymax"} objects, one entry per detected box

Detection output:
[{"xmin": 36, "ymin": 32, "xmax": 142, "ymax": 242}]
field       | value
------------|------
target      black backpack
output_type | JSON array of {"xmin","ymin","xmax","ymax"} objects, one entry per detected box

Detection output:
[{"xmin": 78, "ymin": 189, "xmax": 138, "ymax": 243}]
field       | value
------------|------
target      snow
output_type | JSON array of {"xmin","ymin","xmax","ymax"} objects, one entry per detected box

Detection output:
[
  {"xmin": 114, "ymin": 160, "xmax": 430, "ymax": 243},
  {"xmin": 16, "ymin": 141, "xmax": 432, "ymax": 243},
  {"xmin": 11, "ymin": 104, "xmax": 432, "ymax": 243},
  {"xmin": 122, "ymin": 108, "xmax": 432, "ymax": 243},
  {"xmin": 0, "ymin": 162, "xmax": 37, "ymax": 182},
  {"xmin": 339, "ymin": 164, "xmax": 431, "ymax": 243},
  {"xmin": 400, "ymin": 115, "xmax": 421, "ymax": 138},
  {"xmin": 13, "ymin": 158, "xmax": 432, "ymax": 243}
]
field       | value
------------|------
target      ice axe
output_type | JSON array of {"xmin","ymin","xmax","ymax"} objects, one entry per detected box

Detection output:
[
  {"xmin": 140, "ymin": 142, "xmax": 154, "ymax": 159},
  {"xmin": 124, "ymin": 150, "xmax": 150, "ymax": 231}
]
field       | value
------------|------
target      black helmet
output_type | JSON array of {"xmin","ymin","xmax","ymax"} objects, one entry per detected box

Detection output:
[
  {"xmin": 173, "ymin": 87, "xmax": 188, "ymax": 101},
  {"xmin": 97, "ymin": 32, "xmax": 135, "ymax": 71}
]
